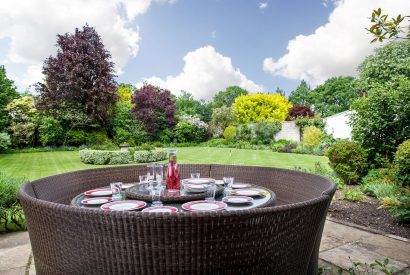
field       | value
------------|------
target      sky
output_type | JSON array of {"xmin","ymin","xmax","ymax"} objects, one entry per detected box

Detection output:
[{"xmin": 0, "ymin": 0, "xmax": 409, "ymax": 100}]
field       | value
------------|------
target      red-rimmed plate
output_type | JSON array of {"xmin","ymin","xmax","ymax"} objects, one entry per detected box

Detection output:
[
  {"xmin": 81, "ymin": 197, "xmax": 113, "ymax": 205},
  {"xmin": 230, "ymin": 189, "xmax": 265, "ymax": 197},
  {"xmin": 100, "ymin": 200, "xmax": 146, "ymax": 211},
  {"xmin": 142, "ymin": 206, "xmax": 178, "ymax": 213},
  {"xmin": 223, "ymin": 196, "xmax": 253, "ymax": 205},
  {"xmin": 182, "ymin": 201, "xmax": 226, "ymax": 212},
  {"xmin": 184, "ymin": 183, "xmax": 207, "ymax": 193},
  {"xmin": 231, "ymin": 183, "xmax": 252, "ymax": 189},
  {"xmin": 84, "ymin": 188, "xmax": 117, "ymax": 197}
]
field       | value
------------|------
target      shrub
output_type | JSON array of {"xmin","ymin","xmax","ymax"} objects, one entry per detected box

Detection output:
[
  {"xmin": 86, "ymin": 130, "xmax": 111, "ymax": 145},
  {"xmin": 341, "ymin": 187, "xmax": 365, "ymax": 202},
  {"xmin": 362, "ymin": 183, "xmax": 399, "ymax": 199},
  {"xmin": 254, "ymin": 121, "xmax": 282, "ymax": 144},
  {"xmin": 174, "ymin": 115, "xmax": 208, "ymax": 143},
  {"xmin": 302, "ymin": 126, "xmax": 323, "ymax": 147},
  {"xmin": 287, "ymin": 104, "xmax": 314, "ymax": 120},
  {"xmin": 388, "ymin": 195, "xmax": 410, "ymax": 223},
  {"xmin": 38, "ymin": 116, "xmax": 63, "ymax": 146},
  {"xmin": 0, "ymin": 173, "xmax": 26, "ymax": 232},
  {"xmin": 65, "ymin": 129, "xmax": 86, "ymax": 146},
  {"xmin": 327, "ymin": 141, "xmax": 368, "ymax": 185},
  {"xmin": 276, "ymin": 142, "xmax": 297, "ymax": 153},
  {"xmin": 236, "ymin": 125, "xmax": 252, "ymax": 142},
  {"xmin": 233, "ymin": 93, "xmax": 292, "ymax": 123},
  {"xmin": 209, "ymin": 106, "xmax": 236, "ymax": 137},
  {"xmin": 310, "ymin": 162, "xmax": 345, "ymax": 189},
  {"xmin": 89, "ymin": 143, "xmax": 119, "ymax": 151},
  {"xmin": 202, "ymin": 138, "xmax": 230, "ymax": 147},
  {"xmin": 295, "ymin": 117, "xmax": 325, "ymax": 130},
  {"xmin": 0, "ymin": 132, "xmax": 11, "ymax": 151},
  {"xmin": 223, "ymin": 126, "xmax": 237, "ymax": 141},
  {"xmin": 393, "ymin": 139, "xmax": 410, "ymax": 187},
  {"xmin": 134, "ymin": 150, "xmax": 167, "ymax": 163},
  {"xmin": 79, "ymin": 150, "xmax": 130, "ymax": 165},
  {"xmin": 10, "ymin": 122, "xmax": 36, "ymax": 147}
]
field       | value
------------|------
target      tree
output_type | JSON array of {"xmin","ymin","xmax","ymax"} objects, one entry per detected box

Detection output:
[
  {"xmin": 350, "ymin": 77, "xmax": 410, "ymax": 164},
  {"xmin": 0, "ymin": 66, "xmax": 19, "ymax": 132},
  {"xmin": 287, "ymin": 104, "xmax": 314, "ymax": 120},
  {"xmin": 233, "ymin": 93, "xmax": 291, "ymax": 124},
  {"xmin": 212, "ymin": 86, "xmax": 248, "ymax": 108},
  {"xmin": 117, "ymin": 83, "xmax": 134, "ymax": 102},
  {"xmin": 6, "ymin": 96, "xmax": 37, "ymax": 124},
  {"xmin": 367, "ymin": 8, "xmax": 409, "ymax": 43},
  {"xmin": 309, "ymin": 76, "xmax": 360, "ymax": 117},
  {"xmin": 209, "ymin": 106, "xmax": 236, "ymax": 137},
  {"xmin": 358, "ymin": 41, "xmax": 410, "ymax": 89},
  {"xmin": 175, "ymin": 91, "xmax": 212, "ymax": 122},
  {"xmin": 288, "ymin": 80, "xmax": 311, "ymax": 105},
  {"xmin": 132, "ymin": 84, "xmax": 176, "ymax": 138},
  {"xmin": 36, "ymin": 25, "xmax": 118, "ymax": 125}
]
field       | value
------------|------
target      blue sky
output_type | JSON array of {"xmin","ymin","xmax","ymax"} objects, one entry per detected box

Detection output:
[{"xmin": 1, "ymin": 0, "xmax": 408, "ymax": 100}]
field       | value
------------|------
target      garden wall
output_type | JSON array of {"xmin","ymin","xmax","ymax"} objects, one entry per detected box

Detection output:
[{"xmin": 274, "ymin": 121, "xmax": 301, "ymax": 142}]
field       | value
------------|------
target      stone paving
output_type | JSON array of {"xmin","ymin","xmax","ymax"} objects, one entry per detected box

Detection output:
[{"xmin": 0, "ymin": 219, "xmax": 409, "ymax": 275}]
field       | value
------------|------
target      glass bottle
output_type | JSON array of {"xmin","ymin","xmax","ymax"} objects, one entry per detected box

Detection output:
[{"xmin": 165, "ymin": 150, "xmax": 180, "ymax": 190}]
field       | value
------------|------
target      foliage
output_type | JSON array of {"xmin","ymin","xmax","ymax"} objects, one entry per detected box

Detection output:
[
  {"xmin": 0, "ymin": 132, "xmax": 11, "ymax": 151},
  {"xmin": 311, "ymin": 162, "xmax": 345, "ymax": 189},
  {"xmin": 288, "ymin": 80, "xmax": 311, "ymax": 105},
  {"xmin": 361, "ymin": 168, "xmax": 396, "ymax": 186},
  {"xmin": 271, "ymin": 140, "xmax": 298, "ymax": 153},
  {"xmin": 89, "ymin": 143, "xmax": 119, "ymax": 151},
  {"xmin": 358, "ymin": 41, "xmax": 410, "ymax": 89},
  {"xmin": 338, "ymin": 257, "xmax": 397, "ymax": 275},
  {"xmin": 36, "ymin": 25, "xmax": 118, "ymax": 125},
  {"xmin": 302, "ymin": 126, "xmax": 323, "ymax": 148},
  {"xmin": 393, "ymin": 139, "xmax": 410, "ymax": 187},
  {"xmin": 350, "ymin": 77, "xmax": 410, "ymax": 163},
  {"xmin": 209, "ymin": 106, "xmax": 236, "ymax": 137},
  {"xmin": 134, "ymin": 150, "xmax": 167, "ymax": 163},
  {"xmin": 287, "ymin": 104, "xmax": 314, "ymax": 120},
  {"xmin": 175, "ymin": 91, "xmax": 212, "ymax": 122},
  {"xmin": 0, "ymin": 65, "xmax": 19, "ymax": 132},
  {"xmin": 388, "ymin": 195, "xmax": 410, "ymax": 223},
  {"xmin": 38, "ymin": 116, "xmax": 63, "ymax": 146},
  {"xmin": 367, "ymin": 8, "xmax": 409, "ymax": 43},
  {"xmin": 236, "ymin": 125, "xmax": 252, "ymax": 142},
  {"xmin": 174, "ymin": 115, "xmax": 208, "ymax": 143},
  {"xmin": 65, "ymin": 129, "xmax": 86, "ymax": 146},
  {"xmin": 309, "ymin": 76, "xmax": 359, "ymax": 117},
  {"xmin": 295, "ymin": 117, "xmax": 325, "ymax": 130},
  {"xmin": 111, "ymin": 101, "xmax": 147, "ymax": 146},
  {"xmin": 223, "ymin": 126, "xmax": 237, "ymax": 141},
  {"xmin": 327, "ymin": 141, "xmax": 368, "ymax": 185},
  {"xmin": 233, "ymin": 93, "xmax": 291, "ymax": 124},
  {"xmin": 117, "ymin": 83, "xmax": 134, "ymax": 102},
  {"xmin": 0, "ymin": 173, "xmax": 26, "ymax": 232},
  {"xmin": 6, "ymin": 96, "xmax": 36, "ymax": 124},
  {"xmin": 79, "ymin": 150, "xmax": 130, "ymax": 165},
  {"xmin": 341, "ymin": 187, "xmax": 365, "ymax": 202},
  {"xmin": 362, "ymin": 183, "xmax": 398, "ymax": 199},
  {"xmin": 212, "ymin": 86, "xmax": 248, "ymax": 108},
  {"xmin": 254, "ymin": 121, "xmax": 282, "ymax": 144},
  {"xmin": 86, "ymin": 130, "xmax": 111, "ymax": 145},
  {"xmin": 9, "ymin": 122, "xmax": 36, "ymax": 147},
  {"xmin": 132, "ymin": 83, "xmax": 176, "ymax": 138}
]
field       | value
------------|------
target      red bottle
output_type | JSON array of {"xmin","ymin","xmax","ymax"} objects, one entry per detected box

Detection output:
[{"xmin": 166, "ymin": 150, "xmax": 180, "ymax": 190}]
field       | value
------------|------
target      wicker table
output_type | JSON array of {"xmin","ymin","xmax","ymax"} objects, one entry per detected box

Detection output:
[{"xmin": 71, "ymin": 183, "xmax": 276, "ymax": 211}]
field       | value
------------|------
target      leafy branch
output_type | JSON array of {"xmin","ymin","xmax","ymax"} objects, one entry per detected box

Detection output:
[{"xmin": 367, "ymin": 8, "xmax": 410, "ymax": 43}]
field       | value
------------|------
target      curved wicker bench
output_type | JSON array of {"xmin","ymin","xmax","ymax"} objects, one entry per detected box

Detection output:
[{"xmin": 19, "ymin": 164, "xmax": 335, "ymax": 275}]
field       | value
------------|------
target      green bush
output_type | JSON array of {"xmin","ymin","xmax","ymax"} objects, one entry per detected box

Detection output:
[
  {"xmin": 174, "ymin": 120, "xmax": 208, "ymax": 143},
  {"xmin": 79, "ymin": 150, "xmax": 130, "ymax": 165},
  {"xmin": 86, "ymin": 130, "xmax": 111, "ymax": 145},
  {"xmin": 388, "ymin": 195, "xmax": 410, "ymax": 223},
  {"xmin": 236, "ymin": 125, "xmax": 252, "ymax": 141},
  {"xmin": 341, "ymin": 187, "xmax": 365, "ymax": 202},
  {"xmin": 0, "ymin": 173, "xmax": 27, "ymax": 232},
  {"xmin": 134, "ymin": 150, "xmax": 167, "ymax": 163},
  {"xmin": 65, "ymin": 129, "xmax": 86, "ymax": 146},
  {"xmin": 223, "ymin": 126, "xmax": 237, "ymax": 141},
  {"xmin": 295, "ymin": 117, "xmax": 325, "ymax": 130},
  {"xmin": 0, "ymin": 132, "xmax": 11, "ymax": 151},
  {"xmin": 302, "ymin": 126, "xmax": 323, "ymax": 147},
  {"xmin": 393, "ymin": 139, "xmax": 410, "ymax": 187},
  {"xmin": 202, "ymin": 138, "xmax": 230, "ymax": 147},
  {"xmin": 38, "ymin": 116, "xmax": 63, "ymax": 146},
  {"xmin": 10, "ymin": 122, "xmax": 36, "ymax": 147},
  {"xmin": 89, "ymin": 143, "xmax": 119, "ymax": 151},
  {"xmin": 327, "ymin": 141, "xmax": 368, "ymax": 184},
  {"xmin": 362, "ymin": 182, "xmax": 399, "ymax": 199},
  {"xmin": 293, "ymin": 144, "xmax": 324, "ymax": 156},
  {"xmin": 254, "ymin": 121, "xmax": 282, "ymax": 144}
]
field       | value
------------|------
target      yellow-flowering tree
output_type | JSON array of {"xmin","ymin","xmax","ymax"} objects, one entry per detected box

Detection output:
[{"xmin": 232, "ymin": 93, "xmax": 291, "ymax": 123}]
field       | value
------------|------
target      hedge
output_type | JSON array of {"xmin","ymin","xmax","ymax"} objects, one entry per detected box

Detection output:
[
  {"xmin": 134, "ymin": 150, "xmax": 167, "ymax": 163},
  {"xmin": 79, "ymin": 150, "xmax": 131, "ymax": 165}
]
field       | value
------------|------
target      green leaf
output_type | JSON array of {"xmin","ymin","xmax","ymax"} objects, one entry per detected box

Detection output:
[{"xmin": 383, "ymin": 258, "xmax": 389, "ymax": 266}]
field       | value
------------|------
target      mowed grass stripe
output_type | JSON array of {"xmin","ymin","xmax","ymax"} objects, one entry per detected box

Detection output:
[{"xmin": 0, "ymin": 147, "xmax": 328, "ymax": 180}]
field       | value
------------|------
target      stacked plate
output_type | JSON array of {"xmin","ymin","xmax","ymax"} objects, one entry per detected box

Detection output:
[
  {"xmin": 100, "ymin": 200, "xmax": 147, "ymax": 211},
  {"xmin": 84, "ymin": 188, "xmax": 115, "ymax": 197},
  {"xmin": 142, "ymin": 206, "xmax": 178, "ymax": 213},
  {"xmin": 223, "ymin": 196, "xmax": 253, "ymax": 205},
  {"xmin": 230, "ymin": 189, "xmax": 266, "ymax": 197},
  {"xmin": 184, "ymin": 183, "xmax": 207, "ymax": 193},
  {"xmin": 184, "ymin": 178, "xmax": 215, "ymax": 185},
  {"xmin": 182, "ymin": 201, "xmax": 227, "ymax": 212}
]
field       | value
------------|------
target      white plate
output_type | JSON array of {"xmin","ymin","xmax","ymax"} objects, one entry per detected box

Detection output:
[
  {"xmin": 185, "ymin": 178, "xmax": 215, "ymax": 185},
  {"xmin": 121, "ymin": 183, "xmax": 136, "ymax": 190},
  {"xmin": 184, "ymin": 184, "xmax": 207, "ymax": 193},
  {"xmin": 230, "ymin": 189, "xmax": 264, "ymax": 197},
  {"xmin": 223, "ymin": 196, "xmax": 253, "ymax": 205},
  {"xmin": 182, "ymin": 201, "xmax": 226, "ymax": 212},
  {"xmin": 142, "ymin": 206, "xmax": 178, "ymax": 213},
  {"xmin": 215, "ymin": 180, "xmax": 224, "ymax": 185},
  {"xmin": 100, "ymin": 200, "xmax": 147, "ymax": 211},
  {"xmin": 81, "ymin": 197, "xmax": 113, "ymax": 205},
  {"xmin": 84, "ymin": 188, "xmax": 115, "ymax": 197},
  {"xmin": 231, "ymin": 183, "xmax": 252, "ymax": 189}
]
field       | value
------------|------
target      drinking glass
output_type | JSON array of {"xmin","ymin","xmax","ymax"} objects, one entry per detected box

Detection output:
[
  {"xmin": 110, "ymin": 182, "xmax": 122, "ymax": 201},
  {"xmin": 139, "ymin": 175, "xmax": 151, "ymax": 191},
  {"xmin": 147, "ymin": 163, "xmax": 155, "ymax": 182},
  {"xmin": 222, "ymin": 177, "xmax": 234, "ymax": 196},
  {"xmin": 190, "ymin": 173, "xmax": 200, "ymax": 179},
  {"xmin": 205, "ymin": 182, "xmax": 216, "ymax": 201},
  {"xmin": 154, "ymin": 163, "xmax": 164, "ymax": 184},
  {"xmin": 151, "ymin": 186, "xmax": 164, "ymax": 206}
]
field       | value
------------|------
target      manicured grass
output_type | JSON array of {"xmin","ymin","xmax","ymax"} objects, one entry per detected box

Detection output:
[{"xmin": 0, "ymin": 147, "xmax": 329, "ymax": 180}]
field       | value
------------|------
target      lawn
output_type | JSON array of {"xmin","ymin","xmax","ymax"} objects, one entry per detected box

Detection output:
[{"xmin": 0, "ymin": 147, "xmax": 329, "ymax": 180}]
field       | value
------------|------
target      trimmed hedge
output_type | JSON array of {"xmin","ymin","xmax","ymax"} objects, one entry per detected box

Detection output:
[
  {"xmin": 79, "ymin": 150, "xmax": 131, "ymax": 165},
  {"xmin": 134, "ymin": 150, "xmax": 167, "ymax": 163}
]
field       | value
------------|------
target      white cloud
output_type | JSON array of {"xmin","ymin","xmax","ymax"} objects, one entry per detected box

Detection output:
[
  {"xmin": 259, "ymin": 2, "xmax": 268, "ymax": 9},
  {"xmin": 0, "ymin": 0, "xmax": 158, "ymax": 90},
  {"xmin": 263, "ymin": 0, "xmax": 410, "ymax": 86},
  {"xmin": 139, "ymin": 46, "xmax": 264, "ymax": 100}
]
